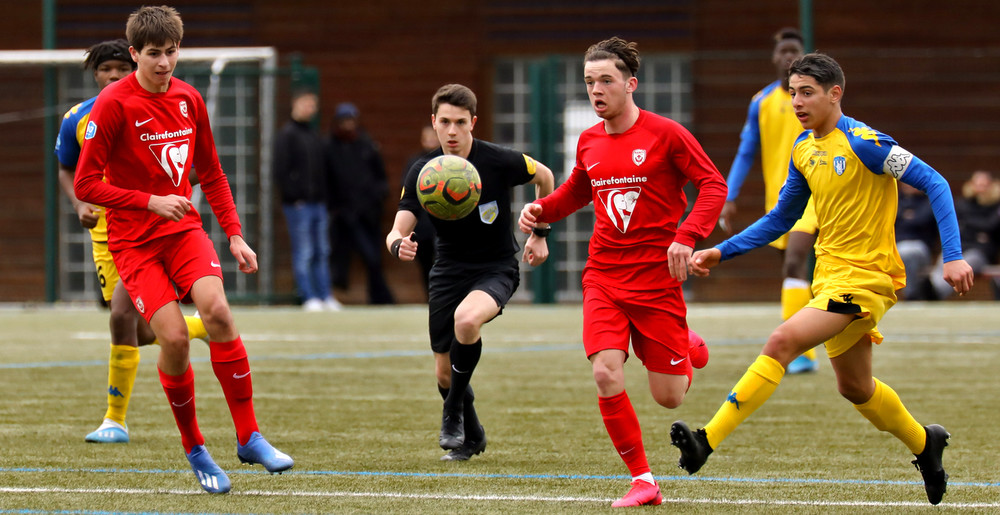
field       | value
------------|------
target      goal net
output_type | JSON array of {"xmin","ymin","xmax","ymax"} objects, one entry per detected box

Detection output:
[{"xmin": 0, "ymin": 47, "xmax": 277, "ymax": 303}]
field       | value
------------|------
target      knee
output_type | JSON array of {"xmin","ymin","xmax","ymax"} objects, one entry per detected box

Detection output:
[
  {"xmin": 836, "ymin": 377, "xmax": 872, "ymax": 405},
  {"xmin": 651, "ymin": 389, "xmax": 684, "ymax": 409},
  {"xmin": 157, "ymin": 327, "xmax": 191, "ymax": 354},
  {"xmin": 591, "ymin": 361, "xmax": 621, "ymax": 392},
  {"xmin": 435, "ymin": 368, "xmax": 451, "ymax": 389},
  {"xmin": 108, "ymin": 303, "xmax": 135, "ymax": 331},
  {"xmin": 452, "ymin": 311, "xmax": 480, "ymax": 343},
  {"xmin": 197, "ymin": 298, "xmax": 234, "ymax": 331},
  {"xmin": 764, "ymin": 328, "xmax": 797, "ymax": 363},
  {"xmin": 782, "ymin": 255, "xmax": 808, "ymax": 279}
]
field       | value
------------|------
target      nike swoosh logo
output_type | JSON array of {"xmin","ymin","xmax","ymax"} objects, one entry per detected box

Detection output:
[
  {"xmin": 135, "ymin": 117, "xmax": 154, "ymax": 127},
  {"xmin": 586, "ymin": 162, "xmax": 600, "ymax": 172},
  {"xmin": 171, "ymin": 397, "xmax": 193, "ymax": 407},
  {"xmin": 620, "ymin": 447, "xmax": 635, "ymax": 455},
  {"xmin": 233, "ymin": 371, "xmax": 251, "ymax": 379},
  {"xmin": 210, "ymin": 261, "xmax": 221, "ymax": 268},
  {"xmin": 670, "ymin": 357, "xmax": 688, "ymax": 366}
]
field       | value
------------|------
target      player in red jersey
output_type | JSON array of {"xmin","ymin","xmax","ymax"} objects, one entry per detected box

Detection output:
[
  {"xmin": 74, "ymin": 5, "xmax": 291, "ymax": 493},
  {"xmin": 518, "ymin": 37, "xmax": 726, "ymax": 507}
]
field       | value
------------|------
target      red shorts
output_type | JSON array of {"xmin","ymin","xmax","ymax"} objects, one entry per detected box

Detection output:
[
  {"xmin": 112, "ymin": 230, "xmax": 224, "ymax": 322},
  {"xmin": 582, "ymin": 280, "xmax": 690, "ymax": 375}
]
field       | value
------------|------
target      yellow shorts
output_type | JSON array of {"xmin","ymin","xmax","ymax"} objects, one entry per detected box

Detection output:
[
  {"xmin": 807, "ymin": 258, "xmax": 897, "ymax": 358},
  {"xmin": 91, "ymin": 241, "xmax": 120, "ymax": 302},
  {"xmin": 768, "ymin": 198, "xmax": 820, "ymax": 250}
]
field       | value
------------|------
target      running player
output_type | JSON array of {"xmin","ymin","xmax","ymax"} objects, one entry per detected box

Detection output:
[
  {"xmin": 719, "ymin": 28, "xmax": 821, "ymax": 373},
  {"xmin": 387, "ymin": 83, "xmax": 554, "ymax": 462},
  {"xmin": 74, "ymin": 6, "xmax": 291, "ymax": 493},
  {"xmin": 55, "ymin": 38, "xmax": 208, "ymax": 444},
  {"xmin": 518, "ymin": 37, "xmax": 725, "ymax": 507},
  {"xmin": 673, "ymin": 53, "xmax": 973, "ymax": 506}
]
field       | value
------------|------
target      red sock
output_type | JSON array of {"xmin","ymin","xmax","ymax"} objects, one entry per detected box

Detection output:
[
  {"xmin": 599, "ymin": 391, "xmax": 650, "ymax": 477},
  {"xmin": 210, "ymin": 337, "xmax": 259, "ymax": 445},
  {"xmin": 158, "ymin": 364, "xmax": 204, "ymax": 453}
]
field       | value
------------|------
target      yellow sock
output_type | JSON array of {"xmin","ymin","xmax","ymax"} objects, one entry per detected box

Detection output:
[
  {"xmin": 104, "ymin": 344, "xmax": 140, "ymax": 425},
  {"xmin": 704, "ymin": 355, "xmax": 785, "ymax": 449},
  {"xmin": 781, "ymin": 278, "xmax": 812, "ymax": 320},
  {"xmin": 854, "ymin": 378, "xmax": 927, "ymax": 454},
  {"xmin": 783, "ymin": 278, "xmax": 818, "ymax": 361},
  {"xmin": 184, "ymin": 315, "xmax": 208, "ymax": 341}
]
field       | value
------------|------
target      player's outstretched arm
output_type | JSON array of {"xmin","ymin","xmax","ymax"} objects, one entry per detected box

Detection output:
[
  {"xmin": 228, "ymin": 235, "xmax": 258, "ymax": 274},
  {"xmin": 518, "ymin": 203, "xmax": 542, "ymax": 234},
  {"xmin": 689, "ymin": 248, "xmax": 722, "ymax": 277},
  {"xmin": 942, "ymin": 259, "xmax": 974, "ymax": 296},
  {"xmin": 147, "ymin": 194, "xmax": 193, "ymax": 221}
]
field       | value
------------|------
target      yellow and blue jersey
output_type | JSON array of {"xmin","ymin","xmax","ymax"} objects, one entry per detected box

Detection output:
[
  {"xmin": 726, "ymin": 80, "xmax": 803, "ymax": 212},
  {"xmin": 718, "ymin": 114, "xmax": 962, "ymax": 290},
  {"xmin": 55, "ymin": 96, "xmax": 108, "ymax": 243}
]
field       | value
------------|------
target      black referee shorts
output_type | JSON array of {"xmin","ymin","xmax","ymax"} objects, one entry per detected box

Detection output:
[{"xmin": 427, "ymin": 257, "xmax": 520, "ymax": 353}]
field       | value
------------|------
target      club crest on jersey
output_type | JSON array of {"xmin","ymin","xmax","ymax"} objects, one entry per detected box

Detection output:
[
  {"xmin": 834, "ymin": 156, "xmax": 847, "ymax": 176},
  {"xmin": 85, "ymin": 120, "xmax": 97, "ymax": 140},
  {"xmin": 597, "ymin": 186, "xmax": 641, "ymax": 233},
  {"xmin": 632, "ymin": 149, "xmax": 646, "ymax": 166},
  {"xmin": 149, "ymin": 140, "xmax": 190, "ymax": 187},
  {"xmin": 179, "ymin": 100, "xmax": 188, "ymax": 117},
  {"xmin": 478, "ymin": 200, "xmax": 499, "ymax": 224}
]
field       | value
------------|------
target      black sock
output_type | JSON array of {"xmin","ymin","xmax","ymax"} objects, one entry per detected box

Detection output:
[
  {"xmin": 444, "ymin": 338, "xmax": 481, "ymax": 412},
  {"xmin": 463, "ymin": 385, "xmax": 484, "ymax": 441},
  {"xmin": 438, "ymin": 384, "xmax": 449, "ymax": 400}
]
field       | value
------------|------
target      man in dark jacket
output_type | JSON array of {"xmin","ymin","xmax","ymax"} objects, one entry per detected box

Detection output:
[
  {"xmin": 328, "ymin": 102, "xmax": 394, "ymax": 304},
  {"xmin": 274, "ymin": 91, "xmax": 341, "ymax": 311}
]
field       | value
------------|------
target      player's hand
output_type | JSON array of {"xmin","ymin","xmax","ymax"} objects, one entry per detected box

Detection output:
[
  {"xmin": 393, "ymin": 232, "xmax": 418, "ymax": 262},
  {"xmin": 689, "ymin": 248, "xmax": 722, "ymax": 277},
  {"xmin": 518, "ymin": 203, "xmax": 543, "ymax": 234},
  {"xmin": 147, "ymin": 194, "xmax": 193, "ymax": 221},
  {"xmin": 75, "ymin": 203, "xmax": 100, "ymax": 229},
  {"xmin": 719, "ymin": 201, "xmax": 737, "ymax": 235},
  {"xmin": 522, "ymin": 233, "xmax": 549, "ymax": 267},
  {"xmin": 228, "ymin": 235, "xmax": 258, "ymax": 274},
  {"xmin": 668, "ymin": 242, "xmax": 693, "ymax": 282},
  {"xmin": 942, "ymin": 259, "xmax": 974, "ymax": 296}
]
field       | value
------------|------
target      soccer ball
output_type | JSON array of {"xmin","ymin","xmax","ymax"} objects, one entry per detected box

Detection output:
[{"xmin": 416, "ymin": 155, "xmax": 482, "ymax": 220}]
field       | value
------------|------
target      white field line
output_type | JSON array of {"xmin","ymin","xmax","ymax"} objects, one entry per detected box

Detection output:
[{"xmin": 2, "ymin": 486, "xmax": 998, "ymax": 509}]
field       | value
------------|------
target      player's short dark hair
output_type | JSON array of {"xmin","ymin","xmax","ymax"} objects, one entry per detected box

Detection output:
[
  {"xmin": 773, "ymin": 27, "xmax": 804, "ymax": 47},
  {"xmin": 83, "ymin": 39, "xmax": 135, "ymax": 71},
  {"xmin": 432, "ymin": 84, "xmax": 477, "ymax": 118},
  {"xmin": 126, "ymin": 5, "xmax": 184, "ymax": 52},
  {"xmin": 788, "ymin": 52, "xmax": 845, "ymax": 91},
  {"xmin": 584, "ymin": 37, "xmax": 640, "ymax": 78}
]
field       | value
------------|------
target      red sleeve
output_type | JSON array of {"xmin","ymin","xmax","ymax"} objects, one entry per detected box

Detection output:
[
  {"xmin": 74, "ymin": 94, "xmax": 152, "ymax": 210},
  {"xmin": 191, "ymin": 94, "xmax": 243, "ymax": 239},
  {"xmin": 671, "ymin": 128, "xmax": 727, "ymax": 248},
  {"xmin": 536, "ymin": 163, "xmax": 593, "ymax": 224}
]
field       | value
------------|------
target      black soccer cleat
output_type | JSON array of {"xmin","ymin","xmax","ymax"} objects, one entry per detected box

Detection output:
[
  {"xmin": 912, "ymin": 424, "xmax": 950, "ymax": 505},
  {"xmin": 439, "ymin": 409, "xmax": 465, "ymax": 450},
  {"xmin": 441, "ymin": 427, "xmax": 486, "ymax": 461},
  {"xmin": 670, "ymin": 420, "xmax": 713, "ymax": 474}
]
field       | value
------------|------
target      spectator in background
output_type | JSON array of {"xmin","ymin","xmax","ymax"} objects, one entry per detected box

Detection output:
[
  {"xmin": 327, "ymin": 102, "xmax": 395, "ymax": 304},
  {"xmin": 402, "ymin": 125, "xmax": 440, "ymax": 296},
  {"xmin": 274, "ymin": 91, "xmax": 341, "ymax": 312},
  {"xmin": 930, "ymin": 170, "xmax": 1000, "ymax": 299},
  {"xmin": 895, "ymin": 182, "xmax": 938, "ymax": 300}
]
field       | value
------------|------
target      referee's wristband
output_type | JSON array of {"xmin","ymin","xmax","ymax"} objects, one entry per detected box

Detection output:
[
  {"xmin": 532, "ymin": 226, "xmax": 551, "ymax": 238},
  {"xmin": 390, "ymin": 238, "xmax": 403, "ymax": 258}
]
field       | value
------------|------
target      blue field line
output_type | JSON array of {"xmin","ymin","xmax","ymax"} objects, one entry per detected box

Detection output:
[{"xmin": 3, "ymin": 466, "xmax": 998, "ymax": 488}]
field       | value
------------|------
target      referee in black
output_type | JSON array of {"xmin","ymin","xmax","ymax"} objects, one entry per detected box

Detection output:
[{"xmin": 387, "ymin": 84, "xmax": 554, "ymax": 461}]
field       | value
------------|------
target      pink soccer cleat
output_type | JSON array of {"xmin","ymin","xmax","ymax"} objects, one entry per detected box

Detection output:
[{"xmin": 611, "ymin": 479, "xmax": 663, "ymax": 508}]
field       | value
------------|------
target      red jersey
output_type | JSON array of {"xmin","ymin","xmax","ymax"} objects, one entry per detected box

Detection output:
[
  {"xmin": 537, "ymin": 109, "xmax": 726, "ymax": 289},
  {"xmin": 74, "ymin": 73, "xmax": 241, "ymax": 250}
]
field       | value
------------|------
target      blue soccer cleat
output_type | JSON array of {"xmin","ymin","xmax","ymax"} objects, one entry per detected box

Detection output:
[
  {"xmin": 787, "ymin": 354, "xmax": 819, "ymax": 374},
  {"xmin": 236, "ymin": 432, "xmax": 294, "ymax": 473},
  {"xmin": 84, "ymin": 419, "xmax": 129, "ymax": 443},
  {"xmin": 186, "ymin": 445, "xmax": 231, "ymax": 494}
]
